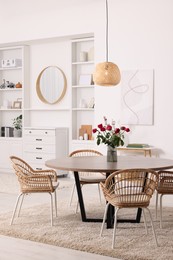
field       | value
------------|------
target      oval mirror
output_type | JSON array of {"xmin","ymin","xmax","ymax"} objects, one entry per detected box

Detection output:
[{"xmin": 36, "ymin": 66, "xmax": 67, "ymax": 104}]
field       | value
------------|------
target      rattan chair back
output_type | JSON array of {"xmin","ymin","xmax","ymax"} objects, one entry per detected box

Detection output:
[{"xmin": 101, "ymin": 168, "xmax": 158, "ymax": 208}]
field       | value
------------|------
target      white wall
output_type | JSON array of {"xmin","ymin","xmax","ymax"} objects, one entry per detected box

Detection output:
[{"xmin": 0, "ymin": 0, "xmax": 173, "ymax": 158}]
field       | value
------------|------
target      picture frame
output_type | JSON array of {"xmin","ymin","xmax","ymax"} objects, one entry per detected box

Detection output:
[
  {"xmin": 78, "ymin": 74, "xmax": 93, "ymax": 86},
  {"xmin": 13, "ymin": 101, "xmax": 22, "ymax": 109}
]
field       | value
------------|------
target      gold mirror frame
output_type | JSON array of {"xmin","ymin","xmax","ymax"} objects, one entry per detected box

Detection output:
[{"xmin": 36, "ymin": 66, "xmax": 67, "ymax": 104}]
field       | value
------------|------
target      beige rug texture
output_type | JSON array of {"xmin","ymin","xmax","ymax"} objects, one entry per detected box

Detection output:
[{"xmin": 0, "ymin": 199, "xmax": 173, "ymax": 260}]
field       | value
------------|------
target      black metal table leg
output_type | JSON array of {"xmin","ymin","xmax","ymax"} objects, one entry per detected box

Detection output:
[
  {"xmin": 73, "ymin": 171, "xmax": 102, "ymax": 223},
  {"xmin": 73, "ymin": 171, "xmax": 87, "ymax": 221}
]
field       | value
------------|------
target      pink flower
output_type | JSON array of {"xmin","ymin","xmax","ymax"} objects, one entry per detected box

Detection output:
[
  {"xmin": 98, "ymin": 124, "xmax": 103, "ymax": 129},
  {"xmin": 101, "ymin": 127, "xmax": 106, "ymax": 131},
  {"xmin": 125, "ymin": 128, "xmax": 130, "ymax": 132},
  {"xmin": 92, "ymin": 128, "xmax": 97, "ymax": 133},
  {"xmin": 106, "ymin": 125, "xmax": 112, "ymax": 131},
  {"xmin": 115, "ymin": 128, "xmax": 120, "ymax": 134},
  {"xmin": 120, "ymin": 126, "xmax": 126, "ymax": 130}
]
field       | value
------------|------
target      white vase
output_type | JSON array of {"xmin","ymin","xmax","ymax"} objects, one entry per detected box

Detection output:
[{"xmin": 13, "ymin": 129, "xmax": 22, "ymax": 137}]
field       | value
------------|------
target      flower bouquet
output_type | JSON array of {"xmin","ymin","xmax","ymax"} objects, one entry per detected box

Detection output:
[{"xmin": 92, "ymin": 117, "xmax": 130, "ymax": 162}]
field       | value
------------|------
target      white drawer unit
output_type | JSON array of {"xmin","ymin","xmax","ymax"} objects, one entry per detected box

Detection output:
[{"xmin": 23, "ymin": 127, "xmax": 69, "ymax": 174}]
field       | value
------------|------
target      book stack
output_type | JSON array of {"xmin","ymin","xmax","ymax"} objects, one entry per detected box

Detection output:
[
  {"xmin": 1, "ymin": 127, "xmax": 14, "ymax": 137},
  {"xmin": 126, "ymin": 143, "xmax": 150, "ymax": 148}
]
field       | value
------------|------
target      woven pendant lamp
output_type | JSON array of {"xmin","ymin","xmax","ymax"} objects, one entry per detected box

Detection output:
[{"xmin": 93, "ymin": 0, "xmax": 121, "ymax": 86}]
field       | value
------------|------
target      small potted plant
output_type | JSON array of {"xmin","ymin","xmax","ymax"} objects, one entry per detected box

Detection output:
[{"xmin": 12, "ymin": 114, "xmax": 22, "ymax": 137}]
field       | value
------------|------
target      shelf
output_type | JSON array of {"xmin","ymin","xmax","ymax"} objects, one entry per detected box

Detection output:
[
  {"xmin": 0, "ymin": 137, "xmax": 23, "ymax": 140},
  {"xmin": 72, "ymin": 61, "xmax": 94, "ymax": 65},
  {"xmin": 0, "ymin": 88, "xmax": 22, "ymax": 91},
  {"xmin": 72, "ymin": 108, "xmax": 94, "ymax": 111},
  {"xmin": 24, "ymin": 108, "xmax": 70, "ymax": 111},
  {"xmin": 0, "ymin": 67, "xmax": 22, "ymax": 71},
  {"xmin": 0, "ymin": 109, "xmax": 22, "ymax": 111},
  {"xmin": 72, "ymin": 85, "xmax": 95, "ymax": 88}
]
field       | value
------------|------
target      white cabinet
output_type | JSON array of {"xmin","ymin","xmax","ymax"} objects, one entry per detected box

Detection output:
[
  {"xmin": 0, "ymin": 138, "xmax": 23, "ymax": 171},
  {"xmin": 70, "ymin": 37, "xmax": 95, "ymax": 151},
  {"xmin": 23, "ymin": 127, "xmax": 69, "ymax": 174},
  {"xmin": 0, "ymin": 46, "xmax": 29, "ymax": 172}
]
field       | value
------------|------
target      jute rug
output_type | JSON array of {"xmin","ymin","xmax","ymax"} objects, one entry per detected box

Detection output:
[{"xmin": 0, "ymin": 200, "xmax": 173, "ymax": 260}]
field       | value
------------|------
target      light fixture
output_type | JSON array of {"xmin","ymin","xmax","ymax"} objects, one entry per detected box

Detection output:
[{"xmin": 93, "ymin": 0, "xmax": 121, "ymax": 86}]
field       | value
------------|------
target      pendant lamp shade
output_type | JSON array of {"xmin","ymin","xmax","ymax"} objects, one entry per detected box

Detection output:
[
  {"xmin": 93, "ymin": 0, "xmax": 121, "ymax": 87},
  {"xmin": 93, "ymin": 62, "xmax": 121, "ymax": 86}
]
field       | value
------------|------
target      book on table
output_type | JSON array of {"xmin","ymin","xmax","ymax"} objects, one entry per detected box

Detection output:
[{"xmin": 126, "ymin": 143, "xmax": 150, "ymax": 148}]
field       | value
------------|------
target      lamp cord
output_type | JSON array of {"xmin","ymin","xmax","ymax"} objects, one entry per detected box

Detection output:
[{"xmin": 106, "ymin": 0, "xmax": 108, "ymax": 62}]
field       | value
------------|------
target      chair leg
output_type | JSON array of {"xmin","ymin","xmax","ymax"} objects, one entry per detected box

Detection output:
[
  {"xmin": 10, "ymin": 193, "xmax": 23, "ymax": 225},
  {"xmin": 112, "ymin": 207, "xmax": 119, "ymax": 249},
  {"xmin": 142, "ymin": 208, "xmax": 148, "ymax": 234},
  {"xmin": 69, "ymin": 182, "xmax": 76, "ymax": 207},
  {"xmin": 155, "ymin": 191, "xmax": 159, "ymax": 219},
  {"xmin": 145, "ymin": 207, "xmax": 158, "ymax": 247},
  {"xmin": 49, "ymin": 193, "xmax": 53, "ymax": 226},
  {"xmin": 100, "ymin": 203, "xmax": 109, "ymax": 237},
  {"xmin": 98, "ymin": 184, "xmax": 102, "ymax": 203},
  {"xmin": 160, "ymin": 194, "xmax": 164, "ymax": 229},
  {"xmin": 54, "ymin": 190, "xmax": 58, "ymax": 217},
  {"xmin": 17, "ymin": 194, "xmax": 25, "ymax": 217}
]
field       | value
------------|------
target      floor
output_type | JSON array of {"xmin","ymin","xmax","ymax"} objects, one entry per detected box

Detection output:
[{"xmin": 0, "ymin": 172, "xmax": 121, "ymax": 260}]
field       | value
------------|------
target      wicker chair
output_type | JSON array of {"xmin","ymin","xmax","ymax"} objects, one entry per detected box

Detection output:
[
  {"xmin": 10, "ymin": 156, "xmax": 59, "ymax": 226},
  {"xmin": 100, "ymin": 168, "xmax": 158, "ymax": 249},
  {"xmin": 69, "ymin": 149, "xmax": 105, "ymax": 210},
  {"xmin": 156, "ymin": 170, "xmax": 173, "ymax": 228}
]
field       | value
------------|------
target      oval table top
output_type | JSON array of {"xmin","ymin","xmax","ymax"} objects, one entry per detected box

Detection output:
[{"xmin": 45, "ymin": 156, "xmax": 173, "ymax": 173}]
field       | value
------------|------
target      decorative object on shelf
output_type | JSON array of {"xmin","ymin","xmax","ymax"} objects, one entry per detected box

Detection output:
[
  {"xmin": 79, "ymin": 51, "xmax": 87, "ymax": 62},
  {"xmin": 12, "ymin": 101, "xmax": 22, "ymax": 109},
  {"xmin": 12, "ymin": 114, "xmax": 22, "ymax": 137},
  {"xmin": 92, "ymin": 116, "xmax": 130, "ymax": 162},
  {"xmin": 1, "ymin": 99, "xmax": 10, "ymax": 109},
  {"xmin": 1, "ymin": 126, "xmax": 14, "ymax": 137},
  {"xmin": 79, "ymin": 125, "xmax": 92, "ymax": 140},
  {"xmin": 36, "ymin": 66, "xmax": 67, "ymax": 104},
  {"xmin": 15, "ymin": 82, "xmax": 22, "ymax": 88},
  {"xmin": 84, "ymin": 133, "xmax": 88, "ymax": 140},
  {"xmin": 1, "ymin": 58, "xmax": 22, "ymax": 68},
  {"xmin": 78, "ymin": 74, "xmax": 93, "ymax": 86},
  {"xmin": 88, "ymin": 97, "xmax": 95, "ymax": 108},
  {"xmin": 0, "ymin": 79, "xmax": 7, "ymax": 89},
  {"xmin": 93, "ymin": 0, "xmax": 121, "ymax": 86},
  {"xmin": 0, "ymin": 79, "xmax": 15, "ymax": 89},
  {"xmin": 88, "ymin": 47, "xmax": 94, "ymax": 61},
  {"xmin": 6, "ymin": 81, "xmax": 15, "ymax": 88}
]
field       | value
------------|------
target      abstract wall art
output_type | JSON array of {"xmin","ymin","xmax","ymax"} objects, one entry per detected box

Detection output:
[{"xmin": 121, "ymin": 69, "xmax": 154, "ymax": 125}]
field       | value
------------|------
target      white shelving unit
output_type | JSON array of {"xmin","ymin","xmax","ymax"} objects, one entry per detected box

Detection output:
[
  {"xmin": 0, "ymin": 45, "xmax": 29, "ymax": 171},
  {"xmin": 70, "ymin": 37, "xmax": 96, "ymax": 151}
]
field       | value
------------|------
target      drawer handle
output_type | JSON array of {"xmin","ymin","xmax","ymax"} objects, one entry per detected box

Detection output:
[
  {"xmin": 36, "ymin": 168, "xmax": 42, "ymax": 170},
  {"xmin": 36, "ymin": 157, "xmax": 42, "ymax": 160},
  {"xmin": 45, "ymin": 132, "xmax": 48, "ymax": 134},
  {"xmin": 29, "ymin": 131, "xmax": 32, "ymax": 134},
  {"xmin": 36, "ymin": 147, "xmax": 42, "ymax": 150},
  {"xmin": 36, "ymin": 139, "xmax": 42, "ymax": 141}
]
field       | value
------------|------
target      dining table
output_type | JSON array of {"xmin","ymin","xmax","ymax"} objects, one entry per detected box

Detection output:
[{"xmin": 45, "ymin": 155, "xmax": 173, "ymax": 228}]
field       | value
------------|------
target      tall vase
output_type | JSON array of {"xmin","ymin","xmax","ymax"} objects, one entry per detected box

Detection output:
[{"xmin": 107, "ymin": 146, "xmax": 117, "ymax": 162}]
